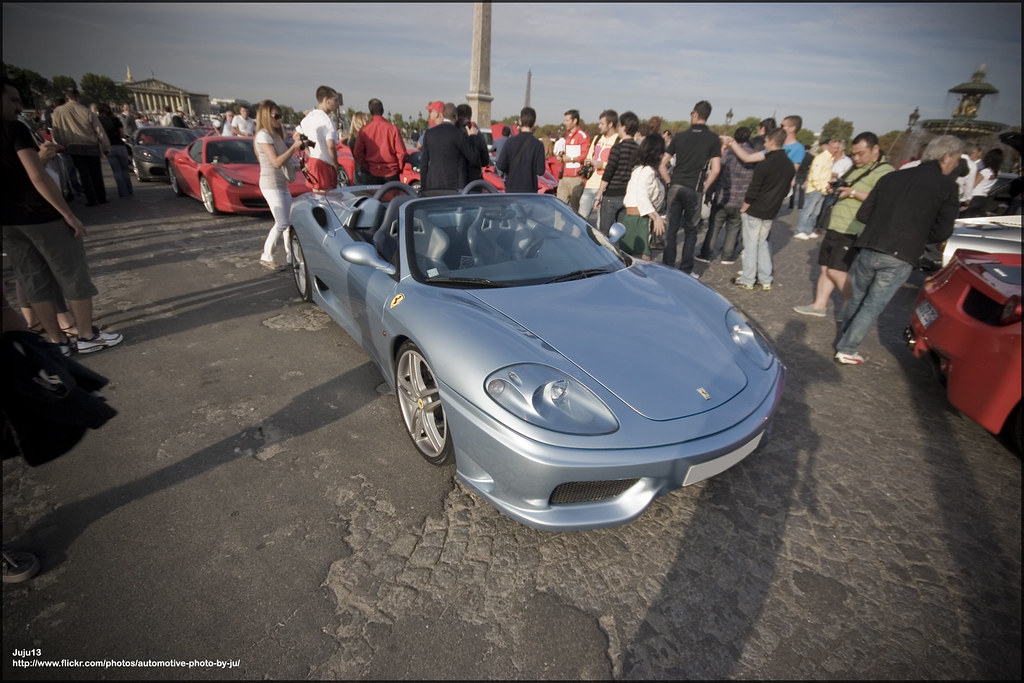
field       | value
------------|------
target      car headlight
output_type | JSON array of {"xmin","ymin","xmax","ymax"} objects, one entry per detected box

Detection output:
[
  {"xmin": 485, "ymin": 364, "xmax": 618, "ymax": 435},
  {"xmin": 215, "ymin": 168, "xmax": 246, "ymax": 187},
  {"xmin": 726, "ymin": 308, "xmax": 775, "ymax": 370},
  {"xmin": 137, "ymin": 148, "xmax": 156, "ymax": 160}
]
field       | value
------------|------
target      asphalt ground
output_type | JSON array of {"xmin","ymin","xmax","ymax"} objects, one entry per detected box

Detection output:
[{"xmin": 2, "ymin": 173, "xmax": 1021, "ymax": 680}]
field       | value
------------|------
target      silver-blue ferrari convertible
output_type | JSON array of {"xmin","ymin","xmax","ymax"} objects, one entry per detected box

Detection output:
[{"xmin": 287, "ymin": 181, "xmax": 785, "ymax": 531}]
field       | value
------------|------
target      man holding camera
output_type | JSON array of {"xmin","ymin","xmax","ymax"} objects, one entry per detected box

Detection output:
[
  {"xmin": 793, "ymin": 132, "xmax": 893, "ymax": 318},
  {"xmin": 298, "ymin": 86, "xmax": 341, "ymax": 192},
  {"xmin": 556, "ymin": 109, "xmax": 590, "ymax": 212}
]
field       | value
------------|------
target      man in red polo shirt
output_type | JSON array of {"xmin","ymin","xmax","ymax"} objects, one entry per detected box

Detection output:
[
  {"xmin": 354, "ymin": 98, "xmax": 407, "ymax": 184},
  {"xmin": 556, "ymin": 109, "xmax": 590, "ymax": 212}
]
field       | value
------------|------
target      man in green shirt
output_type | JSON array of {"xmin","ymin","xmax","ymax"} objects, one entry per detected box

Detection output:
[{"xmin": 792, "ymin": 132, "xmax": 893, "ymax": 318}]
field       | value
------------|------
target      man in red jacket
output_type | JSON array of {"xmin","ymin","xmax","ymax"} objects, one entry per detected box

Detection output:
[
  {"xmin": 556, "ymin": 109, "xmax": 590, "ymax": 212},
  {"xmin": 354, "ymin": 98, "xmax": 407, "ymax": 184}
]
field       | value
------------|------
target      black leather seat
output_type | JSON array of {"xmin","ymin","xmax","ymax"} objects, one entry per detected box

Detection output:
[{"xmin": 372, "ymin": 195, "xmax": 415, "ymax": 264}]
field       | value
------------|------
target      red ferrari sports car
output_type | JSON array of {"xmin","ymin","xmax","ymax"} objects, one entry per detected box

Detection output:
[
  {"xmin": 906, "ymin": 249, "xmax": 1022, "ymax": 450},
  {"xmin": 165, "ymin": 136, "xmax": 310, "ymax": 214}
]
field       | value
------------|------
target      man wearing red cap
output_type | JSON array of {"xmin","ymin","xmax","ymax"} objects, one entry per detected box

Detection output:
[{"xmin": 418, "ymin": 101, "xmax": 444, "ymax": 150}]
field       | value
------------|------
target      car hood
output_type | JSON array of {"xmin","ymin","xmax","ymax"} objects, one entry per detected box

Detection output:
[
  {"xmin": 208, "ymin": 163, "xmax": 260, "ymax": 182},
  {"xmin": 467, "ymin": 268, "xmax": 748, "ymax": 420}
]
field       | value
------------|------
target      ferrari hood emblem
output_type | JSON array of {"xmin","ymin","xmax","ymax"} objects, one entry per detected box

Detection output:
[{"xmin": 697, "ymin": 387, "xmax": 711, "ymax": 400}]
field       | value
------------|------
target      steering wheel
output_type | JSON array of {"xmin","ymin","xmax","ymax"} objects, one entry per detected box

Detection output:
[
  {"xmin": 461, "ymin": 179, "xmax": 499, "ymax": 194},
  {"xmin": 372, "ymin": 181, "xmax": 418, "ymax": 201}
]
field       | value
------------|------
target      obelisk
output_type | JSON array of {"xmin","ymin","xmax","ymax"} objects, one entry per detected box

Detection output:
[{"xmin": 466, "ymin": 2, "xmax": 493, "ymax": 126}]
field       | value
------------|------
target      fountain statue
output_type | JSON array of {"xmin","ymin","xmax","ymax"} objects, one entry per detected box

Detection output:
[{"xmin": 918, "ymin": 65, "xmax": 1007, "ymax": 138}]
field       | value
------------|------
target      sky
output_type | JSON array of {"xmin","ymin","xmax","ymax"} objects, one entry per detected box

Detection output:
[{"xmin": 3, "ymin": 2, "xmax": 1021, "ymax": 136}]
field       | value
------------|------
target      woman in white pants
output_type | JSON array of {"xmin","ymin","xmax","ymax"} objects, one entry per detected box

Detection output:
[{"xmin": 253, "ymin": 100, "xmax": 303, "ymax": 268}]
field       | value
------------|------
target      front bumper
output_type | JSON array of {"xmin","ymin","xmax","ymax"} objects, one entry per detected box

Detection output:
[{"xmin": 442, "ymin": 364, "xmax": 784, "ymax": 531}]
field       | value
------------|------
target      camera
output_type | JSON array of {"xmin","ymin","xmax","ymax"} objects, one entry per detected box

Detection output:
[
  {"xmin": 298, "ymin": 133, "xmax": 315, "ymax": 150},
  {"xmin": 828, "ymin": 178, "xmax": 848, "ymax": 194},
  {"xmin": 579, "ymin": 162, "xmax": 594, "ymax": 180}
]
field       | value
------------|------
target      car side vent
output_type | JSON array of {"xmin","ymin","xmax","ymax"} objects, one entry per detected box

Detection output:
[
  {"xmin": 963, "ymin": 287, "xmax": 1003, "ymax": 326},
  {"xmin": 549, "ymin": 479, "xmax": 640, "ymax": 505},
  {"xmin": 312, "ymin": 206, "xmax": 329, "ymax": 229}
]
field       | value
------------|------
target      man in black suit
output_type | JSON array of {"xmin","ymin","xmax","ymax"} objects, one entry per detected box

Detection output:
[{"xmin": 420, "ymin": 102, "xmax": 479, "ymax": 195}]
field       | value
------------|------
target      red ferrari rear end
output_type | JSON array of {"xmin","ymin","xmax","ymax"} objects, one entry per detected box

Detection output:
[{"xmin": 907, "ymin": 250, "xmax": 1022, "ymax": 447}]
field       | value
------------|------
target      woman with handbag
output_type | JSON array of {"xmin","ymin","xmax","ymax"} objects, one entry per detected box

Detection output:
[{"xmin": 254, "ymin": 100, "xmax": 303, "ymax": 269}]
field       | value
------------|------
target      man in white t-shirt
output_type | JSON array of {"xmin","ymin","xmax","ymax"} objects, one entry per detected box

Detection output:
[
  {"xmin": 297, "ymin": 86, "xmax": 341, "ymax": 191},
  {"xmin": 232, "ymin": 106, "xmax": 255, "ymax": 136},
  {"xmin": 221, "ymin": 111, "xmax": 235, "ymax": 136}
]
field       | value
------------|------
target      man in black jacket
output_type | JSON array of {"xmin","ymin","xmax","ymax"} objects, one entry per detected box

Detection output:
[
  {"xmin": 495, "ymin": 107, "xmax": 545, "ymax": 194},
  {"xmin": 420, "ymin": 102, "xmax": 479, "ymax": 195},
  {"xmin": 833, "ymin": 135, "xmax": 961, "ymax": 365},
  {"xmin": 733, "ymin": 128, "xmax": 794, "ymax": 290}
]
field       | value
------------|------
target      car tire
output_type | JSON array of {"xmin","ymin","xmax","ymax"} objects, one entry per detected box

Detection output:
[
  {"xmin": 337, "ymin": 165, "xmax": 350, "ymax": 187},
  {"xmin": 200, "ymin": 176, "xmax": 219, "ymax": 214},
  {"xmin": 288, "ymin": 228, "xmax": 312, "ymax": 302},
  {"xmin": 169, "ymin": 164, "xmax": 184, "ymax": 196},
  {"xmin": 395, "ymin": 341, "xmax": 454, "ymax": 466}
]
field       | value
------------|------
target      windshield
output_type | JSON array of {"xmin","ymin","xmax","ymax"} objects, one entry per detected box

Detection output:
[
  {"xmin": 404, "ymin": 194, "xmax": 628, "ymax": 287},
  {"xmin": 206, "ymin": 140, "xmax": 258, "ymax": 164},
  {"xmin": 136, "ymin": 128, "xmax": 200, "ymax": 146}
]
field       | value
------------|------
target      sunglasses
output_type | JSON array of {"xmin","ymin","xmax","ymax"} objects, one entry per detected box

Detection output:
[{"xmin": 272, "ymin": 113, "xmax": 283, "ymax": 120}]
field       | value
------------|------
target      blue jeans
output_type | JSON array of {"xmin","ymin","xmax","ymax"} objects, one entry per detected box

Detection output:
[
  {"xmin": 795, "ymin": 190, "xmax": 824, "ymax": 235},
  {"xmin": 701, "ymin": 203, "xmax": 742, "ymax": 261},
  {"xmin": 739, "ymin": 214, "xmax": 773, "ymax": 286},
  {"xmin": 663, "ymin": 183, "xmax": 701, "ymax": 272},
  {"xmin": 836, "ymin": 249, "xmax": 913, "ymax": 354},
  {"xmin": 598, "ymin": 195, "xmax": 625, "ymax": 236},
  {"xmin": 107, "ymin": 146, "xmax": 134, "ymax": 196},
  {"xmin": 578, "ymin": 187, "xmax": 598, "ymax": 227}
]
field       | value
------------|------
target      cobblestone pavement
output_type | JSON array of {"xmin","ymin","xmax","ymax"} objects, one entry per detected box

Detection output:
[{"xmin": 3, "ymin": 179, "xmax": 1020, "ymax": 680}]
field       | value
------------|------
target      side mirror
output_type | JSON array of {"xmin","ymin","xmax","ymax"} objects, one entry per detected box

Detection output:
[
  {"xmin": 341, "ymin": 242, "xmax": 396, "ymax": 276},
  {"xmin": 608, "ymin": 222, "xmax": 626, "ymax": 245}
]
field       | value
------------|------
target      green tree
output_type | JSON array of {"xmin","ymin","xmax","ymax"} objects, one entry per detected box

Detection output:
[
  {"xmin": 50, "ymin": 75, "xmax": 78, "ymax": 99},
  {"xmin": 820, "ymin": 117, "xmax": 854, "ymax": 144},
  {"xmin": 796, "ymin": 129, "xmax": 815, "ymax": 148},
  {"xmin": 730, "ymin": 116, "xmax": 762, "ymax": 136},
  {"xmin": 80, "ymin": 73, "xmax": 131, "ymax": 108},
  {"xmin": 279, "ymin": 104, "xmax": 300, "ymax": 126},
  {"xmin": 2, "ymin": 63, "xmax": 52, "ymax": 109}
]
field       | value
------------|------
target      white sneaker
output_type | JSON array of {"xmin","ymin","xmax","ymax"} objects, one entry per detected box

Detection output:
[
  {"xmin": 834, "ymin": 351, "xmax": 864, "ymax": 365},
  {"xmin": 794, "ymin": 232, "xmax": 812, "ymax": 240},
  {"xmin": 76, "ymin": 327, "xmax": 123, "ymax": 354}
]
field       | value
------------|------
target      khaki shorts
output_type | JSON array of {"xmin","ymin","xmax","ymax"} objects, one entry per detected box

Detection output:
[{"xmin": 3, "ymin": 220, "xmax": 98, "ymax": 303}]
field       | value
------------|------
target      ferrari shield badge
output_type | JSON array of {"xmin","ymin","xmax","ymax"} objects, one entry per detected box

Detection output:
[
  {"xmin": 390, "ymin": 294, "xmax": 405, "ymax": 309},
  {"xmin": 697, "ymin": 387, "xmax": 711, "ymax": 400}
]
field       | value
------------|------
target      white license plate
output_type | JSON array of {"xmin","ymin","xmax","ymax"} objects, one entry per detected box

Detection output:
[{"xmin": 915, "ymin": 300, "xmax": 938, "ymax": 328}]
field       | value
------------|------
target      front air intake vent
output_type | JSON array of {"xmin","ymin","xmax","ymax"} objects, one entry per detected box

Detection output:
[{"xmin": 549, "ymin": 479, "xmax": 639, "ymax": 505}]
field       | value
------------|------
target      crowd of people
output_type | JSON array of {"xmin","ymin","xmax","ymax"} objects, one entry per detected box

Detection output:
[{"xmin": 1, "ymin": 75, "xmax": 1007, "ymax": 371}]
